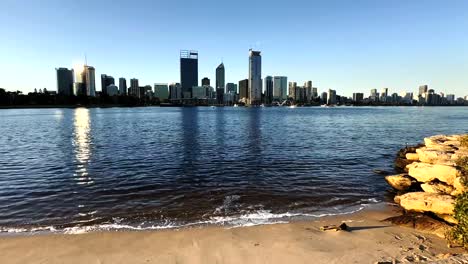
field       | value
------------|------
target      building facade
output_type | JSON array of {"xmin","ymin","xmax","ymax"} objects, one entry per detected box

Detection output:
[
  {"xmin": 154, "ymin": 83, "xmax": 169, "ymax": 100},
  {"xmin": 101, "ymin": 74, "xmax": 115, "ymax": 96},
  {"xmin": 248, "ymin": 49, "xmax": 262, "ymax": 105},
  {"xmin": 84, "ymin": 66, "xmax": 96, "ymax": 97},
  {"xmin": 56, "ymin": 68, "xmax": 74, "ymax": 96},
  {"xmin": 264, "ymin": 76, "xmax": 273, "ymax": 104},
  {"xmin": 180, "ymin": 50, "xmax": 198, "ymax": 99},
  {"xmin": 119, "ymin": 78, "xmax": 127, "ymax": 95},
  {"xmin": 239, "ymin": 79, "xmax": 249, "ymax": 101},
  {"xmin": 273, "ymin": 76, "xmax": 287, "ymax": 101}
]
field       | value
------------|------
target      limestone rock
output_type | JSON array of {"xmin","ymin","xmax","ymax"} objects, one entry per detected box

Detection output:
[
  {"xmin": 395, "ymin": 192, "xmax": 455, "ymax": 215},
  {"xmin": 420, "ymin": 182, "xmax": 454, "ymax": 195},
  {"xmin": 424, "ymin": 135, "xmax": 458, "ymax": 152},
  {"xmin": 405, "ymin": 153, "xmax": 420, "ymax": 161},
  {"xmin": 416, "ymin": 147, "xmax": 455, "ymax": 166},
  {"xmin": 451, "ymin": 177, "xmax": 467, "ymax": 196},
  {"xmin": 407, "ymin": 162, "xmax": 461, "ymax": 185},
  {"xmin": 436, "ymin": 214, "xmax": 458, "ymax": 225},
  {"xmin": 385, "ymin": 174, "xmax": 416, "ymax": 191}
]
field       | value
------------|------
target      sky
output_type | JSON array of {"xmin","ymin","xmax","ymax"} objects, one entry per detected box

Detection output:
[{"xmin": 0, "ymin": 0, "xmax": 467, "ymax": 97}]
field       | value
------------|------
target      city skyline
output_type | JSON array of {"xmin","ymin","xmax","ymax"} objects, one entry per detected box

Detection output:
[{"xmin": 1, "ymin": 0, "xmax": 467, "ymax": 97}]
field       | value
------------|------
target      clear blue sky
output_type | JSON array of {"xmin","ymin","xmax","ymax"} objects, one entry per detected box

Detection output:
[{"xmin": 1, "ymin": 0, "xmax": 467, "ymax": 97}]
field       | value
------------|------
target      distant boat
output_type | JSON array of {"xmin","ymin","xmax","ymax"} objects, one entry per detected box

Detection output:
[
  {"xmin": 289, "ymin": 105, "xmax": 297, "ymax": 108},
  {"xmin": 260, "ymin": 104, "xmax": 265, "ymax": 107},
  {"xmin": 233, "ymin": 104, "xmax": 239, "ymax": 107}
]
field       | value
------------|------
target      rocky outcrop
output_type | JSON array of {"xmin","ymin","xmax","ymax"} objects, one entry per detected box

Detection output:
[
  {"xmin": 394, "ymin": 192, "xmax": 455, "ymax": 215},
  {"xmin": 387, "ymin": 134, "xmax": 468, "ymax": 237},
  {"xmin": 385, "ymin": 174, "xmax": 416, "ymax": 191}
]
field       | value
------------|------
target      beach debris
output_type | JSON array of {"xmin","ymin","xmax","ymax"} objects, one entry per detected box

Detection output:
[{"xmin": 320, "ymin": 223, "xmax": 348, "ymax": 231}]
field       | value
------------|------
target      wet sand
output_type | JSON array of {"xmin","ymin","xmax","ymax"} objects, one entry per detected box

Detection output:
[{"xmin": 0, "ymin": 205, "xmax": 464, "ymax": 264}]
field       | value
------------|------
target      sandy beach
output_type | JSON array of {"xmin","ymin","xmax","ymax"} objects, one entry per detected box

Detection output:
[{"xmin": 0, "ymin": 205, "xmax": 464, "ymax": 264}]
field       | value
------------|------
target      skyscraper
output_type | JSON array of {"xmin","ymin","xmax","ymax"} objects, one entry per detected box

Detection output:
[
  {"xmin": 119, "ymin": 78, "xmax": 127, "ymax": 95},
  {"xmin": 248, "ymin": 49, "xmax": 262, "ymax": 105},
  {"xmin": 419, "ymin": 85, "xmax": 428, "ymax": 96},
  {"xmin": 129, "ymin": 78, "xmax": 139, "ymax": 97},
  {"xmin": 239, "ymin": 79, "xmax": 249, "ymax": 100},
  {"xmin": 216, "ymin": 63, "xmax": 225, "ymax": 105},
  {"xmin": 180, "ymin": 50, "xmax": 198, "ymax": 99},
  {"xmin": 169, "ymin": 83, "xmax": 182, "ymax": 100},
  {"xmin": 101, "ymin": 74, "xmax": 115, "ymax": 95},
  {"xmin": 353, "ymin": 93, "xmax": 364, "ymax": 103},
  {"xmin": 312, "ymin": 87, "xmax": 318, "ymax": 99},
  {"xmin": 273, "ymin": 76, "xmax": 287, "ymax": 101},
  {"xmin": 56, "ymin": 68, "xmax": 74, "ymax": 96},
  {"xmin": 327, "ymin": 89, "xmax": 337, "ymax": 105},
  {"xmin": 289, "ymin": 82, "xmax": 297, "ymax": 100},
  {"xmin": 84, "ymin": 66, "xmax": 96, "ymax": 97},
  {"xmin": 226, "ymin": 83, "xmax": 237, "ymax": 94},
  {"xmin": 304, "ymin": 81, "xmax": 312, "ymax": 103},
  {"xmin": 264, "ymin": 76, "xmax": 273, "ymax": 104}
]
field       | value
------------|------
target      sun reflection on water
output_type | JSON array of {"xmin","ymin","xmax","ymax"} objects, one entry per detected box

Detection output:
[{"xmin": 73, "ymin": 108, "xmax": 93, "ymax": 185}]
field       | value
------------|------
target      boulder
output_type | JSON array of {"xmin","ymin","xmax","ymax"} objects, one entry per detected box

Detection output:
[
  {"xmin": 451, "ymin": 177, "xmax": 467, "ymax": 196},
  {"xmin": 420, "ymin": 182, "xmax": 454, "ymax": 195},
  {"xmin": 384, "ymin": 213, "xmax": 450, "ymax": 238},
  {"xmin": 395, "ymin": 192, "xmax": 455, "ymax": 215},
  {"xmin": 424, "ymin": 135, "xmax": 457, "ymax": 152},
  {"xmin": 436, "ymin": 214, "xmax": 458, "ymax": 225},
  {"xmin": 405, "ymin": 153, "xmax": 420, "ymax": 161},
  {"xmin": 407, "ymin": 162, "xmax": 461, "ymax": 185},
  {"xmin": 385, "ymin": 174, "xmax": 416, "ymax": 191},
  {"xmin": 416, "ymin": 147, "xmax": 455, "ymax": 166}
]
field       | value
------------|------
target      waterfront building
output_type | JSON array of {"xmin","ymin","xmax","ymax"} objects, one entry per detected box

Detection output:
[
  {"xmin": 370, "ymin": 89, "xmax": 379, "ymax": 102},
  {"xmin": 226, "ymin": 83, "xmax": 237, "ymax": 94},
  {"xmin": 312, "ymin": 87, "xmax": 318, "ymax": 99},
  {"xmin": 327, "ymin": 89, "xmax": 337, "ymax": 105},
  {"xmin": 101, "ymin": 74, "xmax": 115, "ymax": 96},
  {"xmin": 56, "ymin": 68, "xmax": 74, "ymax": 96},
  {"xmin": 239, "ymin": 79, "xmax": 249, "ymax": 101},
  {"xmin": 273, "ymin": 76, "xmax": 287, "ymax": 101},
  {"xmin": 304, "ymin": 81, "xmax": 312, "ymax": 103},
  {"xmin": 447, "ymin": 94, "xmax": 455, "ymax": 104},
  {"xmin": 129, "ymin": 78, "xmax": 139, "ymax": 97},
  {"xmin": 192, "ymin": 86, "xmax": 208, "ymax": 99},
  {"xmin": 119, "ymin": 78, "xmax": 127, "ymax": 95},
  {"xmin": 321, "ymin": 92, "xmax": 327, "ymax": 104},
  {"xmin": 264, "ymin": 76, "xmax": 273, "ymax": 104},
  {"xmin": 352, "ymin": 93, "xmax": 364, "ymax": 103},
  {"xmin": 288, "ymin": 82, "xmax": 298, "ymax": 101},
  {"xmin": 201, "ymin": 77, "xmax": 210, "ymax": 86},
  {"xmin": 381, "ymin": 88, "xmax": 389, "ymax": 102},
  {"xmin": 248, "ymin": 49, "xmax": 262, "ymax": 105},
  {"xmin": 106, "ymin": 84, "xmax": 119, "ymax": 96},
  {"xmin": 169, "ymin": 83, "xmax": 182, "ymax": 100},
  {"xmin": 154, "ymin": 83, "xmax": 169, "ymax": 100},
  {"xmin": 419, "ymin": 85, "xmax": 428, "ymax": 96},
  {"xmin": 216, "ymin": 63, "xmax": 225, "ymax": 105},
  {"xmin": 84, "ymin": 65, "xmax": 96, "ymax": 97},
  {"xmin": 180, "ymin": 50, "xmax": 198, "ymax": 99}
]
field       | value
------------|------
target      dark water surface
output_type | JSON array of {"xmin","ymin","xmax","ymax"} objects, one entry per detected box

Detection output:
[{"xmin": 0, "ymin": 107, "xmax": 467, "ymax": 233}]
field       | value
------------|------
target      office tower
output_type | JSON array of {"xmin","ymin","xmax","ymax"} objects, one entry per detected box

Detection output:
[
  {"xmin": 327, "ymin": 89, "xmax": 337, "ymax": 105},
  {"xmin": 216, "ymin": 63, "xmax": 225, "ymax": 105},
  {"xmin": 201, "ymin": 77, "xmax": 210, "ymax": 86},
  {"xmin": 226, "ymin": 83, "xmax": 237, "ymax": 94},
  {"xmin": 239, "ymin": 79, "xmax": 249, "ymax": 100},
  {"xmin": 129, "ymin": 78, "xmax": 139, "ymax": 97},
  {"xmin": 447, "ymin": 94, "xmax": 455, "ymax": 104},
  {"xmin": 84, "ymin": 66, "xmax": 96, "ymax": 97},
  {"xmin": 370, "ymin": 88, "xmax": 379, "ymax": 102},
  {"xmin": 304, "ymin": 81, "xmax": 312, "ymax": 103},
  {"xmin": 154, "ymin": 83, "xmax": 169, "ymax": 100},
  {"xmin": 101, "ymin": 74, "xmax": 115, "ymax": 96},
  {"xmin": 180, "ymin": 50, "xmax": 198, "ymax": 99},
  {"xmin": 192, "ymin": 86, "xmax": 208, "ymax": 99},
  {"xmin": 381, "ymin": 87, "xmax": 389, "ymax": 102},
  {"xmin": 312, "ymin": 87, "xmax": 318, "ymax": 99},
  {"xmin": 353, "ymin": 93, "xmax": 364, "ymax": 103},
  {"xmin": 119, "ymin": 78, "xmax": 127, "ymax": 95},
  {"xmin": 288, "ymin": 82, "xmax": 297, "ymax": 100},
  {"xmin": 56, "ymin": 68, "xmax": 74, "ymax": 96},
  {"xmin": 273, "ymin": 76, "xmax": 288, "ymax": 101},
  {"xmin": 106, "ymin": 85, "xmax": 119, "ymax": 96},
  {"xmin": 419, "ymin": 85, "xmax": 428, "ymax": 96},
  {"xmin": 169, "ymin": 83, "xmax": 182, "ymax": 100},
  {"xmin": 321, "ymin": 92, "xmax": 328, "ymax": 104},
  {"xmin": 248, "ymin": 49, "xmax": 262, "ymax": 105},
  {"xmin": 264, "ymin": 76, "xmax": 273, "ymax": 104}
]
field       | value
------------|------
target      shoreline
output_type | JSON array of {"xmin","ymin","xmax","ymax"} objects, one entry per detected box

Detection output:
[{"xmin": 0, "ymin": 203, "xmax": 464, "ymax": 263}]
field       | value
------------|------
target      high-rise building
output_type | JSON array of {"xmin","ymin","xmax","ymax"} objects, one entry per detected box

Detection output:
[
  {"xmin": 106, "ymin": 85, "xmax": 119, "ymax": 96},
  {"xmin": 239, "ymin": 79, "xmax": 249, "ymax": 100},
  {"xmin": 273, "ymin": 76, "xmax": 287, "ymax": 101},
  {"xmin": 327, "ymin": 89, "xmax": 337, "ymax": 105},
  {"xmin": 129, "ymin": 78, "xmax": 139, "ymax": 97},
  {"xmin": 312, "ymin": 87, "xmax": 318, "ymax": 99},
  {"xmin": 419, "ymin": 85, "xmax": 428, "ymax": 96},
  {"xmin": 304, "ymin": 81, "xmax": 312, "ymax": 103},
  {"xmin": 370, "ymin": 89, "xmax": 379, "ymax": 102},
  {"xmin": 248, "ymin": 49, "xmax": 262, "ymax": 105},
  {"xmin": 264, "ymin": 76, "xmax": 273, "ymax": 104},
  {"xmin": 447, "ymin": 94, "xmax": 456, "ymax": 104},
  {"xmin": 216, "ymin": 63, "xmax": 225, "ymax": 105},
  {"xmin": 154, "ymin": 83, "xmax": 169, "ymax": 100},
  {"xmin": 321, "ymin": 92, "xmax": 328, "ymax": 104},
  {"xmin": 353, "ymin": 93, "xmax": 364, "ymax": 103},
  {"xmin": 201, "ymin": 77, "xmax": 210, "ymax": 86},
  {"xmin": 56, "ymin": 68, "xmax": 74, "ymax": 96},
  {"xmin": 381, "ymin": 87, "xmax": 389, "ymax": 102},
  {"xmin": 169, "ymin": 83, "xmax": 182, "ymax": 100},
  {"xmin": 288, "ymin": 82, "xmax": 297, "ymax": 100},
  {"xmin": 180, "ymin": 50, "xmax": 198, "ymax": 99},
  {"xmin": 101, "ymin": 74, "xmax": 115, "ymax": 96},
  {"xmin": 226, "ymin": 83, "xmax": 237, "ymax": 94},
  {"xmin": 119, "ymin": 78, "xmax": 127, "ymax": 95},
  {"xmin": 84, "ymin": 66, "xmax": 96, "ymax": 97}
]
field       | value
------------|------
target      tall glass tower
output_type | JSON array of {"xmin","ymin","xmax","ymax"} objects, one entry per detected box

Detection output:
[
  {"xmin": 180, "ymin": 50, "xmax": 198, "ymax": 99},
  {"xmin": 248, "ymin": 49, "xmax": 262, "ymax": 105}
]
